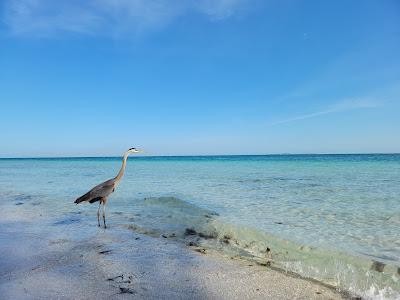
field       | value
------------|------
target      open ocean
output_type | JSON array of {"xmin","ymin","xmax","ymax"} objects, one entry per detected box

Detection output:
[{"xmin": 1, "ymin": 154, "xmax": 399, "ymax": 299}]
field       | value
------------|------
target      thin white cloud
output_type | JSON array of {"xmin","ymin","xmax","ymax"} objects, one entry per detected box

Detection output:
[
  {"xmin": 195, "ymin": 0, "xmax": 247, "ymax": 19},
  {"xmin": 2, "ymin": 0, "xmax": 250, "ymax": 37},
  {"xmin": 272, "ymin": 98, "xmax": 382, "ymax": 126}
]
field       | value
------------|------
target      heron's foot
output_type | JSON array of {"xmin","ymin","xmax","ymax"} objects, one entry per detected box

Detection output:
[{"xmin": 104, "ymin": 224, "xmax": 107, "ymax": 229}]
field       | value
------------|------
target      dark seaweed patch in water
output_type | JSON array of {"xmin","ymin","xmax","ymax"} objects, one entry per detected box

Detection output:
[
  {"xmin": 305, "ymin": 183, "xmax": 322, "ymax": 187},
  {"xmin": 184, "ymin": 227, "xmax": 218, "ymax": 240},
  {"xmin": 271, "ymin": 177, "xmax": 293, "ymax": 181},
  {"xmin": 238, "ymin": 177, "xmax": 298, "ymax": 184},
  {"xmin": 198, "ymin": 231, "xmax": 218, "ymax": 239},
  {"xmin": 371, "ymin": 261, "xmax": 385, "ymax": 272},
  {"xmin": 14, "ymin": 194, "xmax": 34, "ymax": 202},
  {"xmin": 185, "ymin": 228, "xmax": 197, "ymax": 236},
  {"xmin": 237, "ymin": 179, "xmax": 264, "ymax": 183}
]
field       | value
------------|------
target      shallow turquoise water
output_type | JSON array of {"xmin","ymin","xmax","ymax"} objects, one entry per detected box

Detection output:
[{"xmin": 1, "ymin": 154, "xmax": 399, "ymax": 298}]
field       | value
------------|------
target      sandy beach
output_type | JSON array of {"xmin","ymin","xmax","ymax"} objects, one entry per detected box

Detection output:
[{"xmin": 0, "ymin": 202, "xmax": 346, "ymax": 300}]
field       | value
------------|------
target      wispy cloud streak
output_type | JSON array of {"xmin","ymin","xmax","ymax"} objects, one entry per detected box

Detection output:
[
  {"xmin": 272, "ymin": 98, "xmax": 382, "ymax": 126},
  {"xmin": 2, "ymin": 0, "xmax": 250, "ymax": 37}
]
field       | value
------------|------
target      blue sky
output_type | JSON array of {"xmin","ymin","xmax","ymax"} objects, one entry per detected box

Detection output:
[{"xmin": 0, "ymin": 0, "xmax": 399, "ymax": 157}]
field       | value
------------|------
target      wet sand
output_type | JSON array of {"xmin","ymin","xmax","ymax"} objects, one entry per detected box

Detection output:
[{"xmin": 0, "ymin": 224, "xmax": 347, "ymax": 299}]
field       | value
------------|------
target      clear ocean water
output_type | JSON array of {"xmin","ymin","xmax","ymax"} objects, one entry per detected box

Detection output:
[{"xmin": 1, "ymin": 154, "xmax": 399, "ymax": 299}]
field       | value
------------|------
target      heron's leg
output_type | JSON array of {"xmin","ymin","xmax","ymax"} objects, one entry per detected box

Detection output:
[
  {"xmin": 102, "ymin": 202, "xmax": 107, "ymax": 229},
  {"xmin": 97, "ymin": 202, "xmax": 101, "ymax": 227}
]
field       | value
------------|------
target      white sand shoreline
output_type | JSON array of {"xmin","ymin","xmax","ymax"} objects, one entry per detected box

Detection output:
[{"xmin": 0, "ymin": 215, "xmax": 348, "ymax": 300}]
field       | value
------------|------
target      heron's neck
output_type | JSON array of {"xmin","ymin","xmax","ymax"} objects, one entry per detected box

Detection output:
[{"xmin": 115, "ymin": 152, "xmax": 129, "ymax": 183}]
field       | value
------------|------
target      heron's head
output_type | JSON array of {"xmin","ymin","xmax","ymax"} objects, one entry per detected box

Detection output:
[{"xmin": 127, "ymin": 147, "xmax": 142, "ymax": 154}]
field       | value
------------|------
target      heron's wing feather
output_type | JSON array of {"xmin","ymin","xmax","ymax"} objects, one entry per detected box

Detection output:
[{"xmin": 74, "ymin": 179, "xmax": 115, "ymax": 204}]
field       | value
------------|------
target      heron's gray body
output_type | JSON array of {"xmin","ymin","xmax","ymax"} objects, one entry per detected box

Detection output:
[{"xmin": 74, "ymin": 179, "xmax": 115, "ymax": 204}]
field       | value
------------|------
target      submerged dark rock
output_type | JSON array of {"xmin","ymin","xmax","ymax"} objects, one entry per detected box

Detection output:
[
  {"xmin": 221, "ymin": 235, "xmax": 232, "ymax": 244},
  {"xmin": 198, "ymin": 232, "xmax": 217, "ymax": 239},
  {"xmin": 221, "ymin": 238, "xmax": 230, "ymax": 244},
  {"xmin": 370, "ymin": 260, "xmax": 385, "ymax": 272},
  {"xmin": 185, "ymin": 228, "xmax": 197, "ymax": 236}
]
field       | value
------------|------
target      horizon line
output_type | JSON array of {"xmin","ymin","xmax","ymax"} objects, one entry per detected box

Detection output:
[{"xmin": 1, "ymin": 152, "xmax": 399, "ymax": 159}]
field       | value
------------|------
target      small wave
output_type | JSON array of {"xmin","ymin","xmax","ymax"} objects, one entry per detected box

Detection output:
[
  {"xmin": 126, "ymin": 196, "xmax": 218, "ymax": 236},
  {"xmin": 143, "ymin": 196, "xmax": 217, "ymax": 215}
]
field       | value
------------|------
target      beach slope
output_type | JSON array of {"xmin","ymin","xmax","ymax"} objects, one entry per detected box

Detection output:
[{"xmin": 0, "ymin": 214, "xmax": 344, "ymax": 299}]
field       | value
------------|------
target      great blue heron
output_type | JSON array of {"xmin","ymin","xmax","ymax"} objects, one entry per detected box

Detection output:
[{"xmin": 74, "ymin": 148, "xmax": 142, "ymax": 228}]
